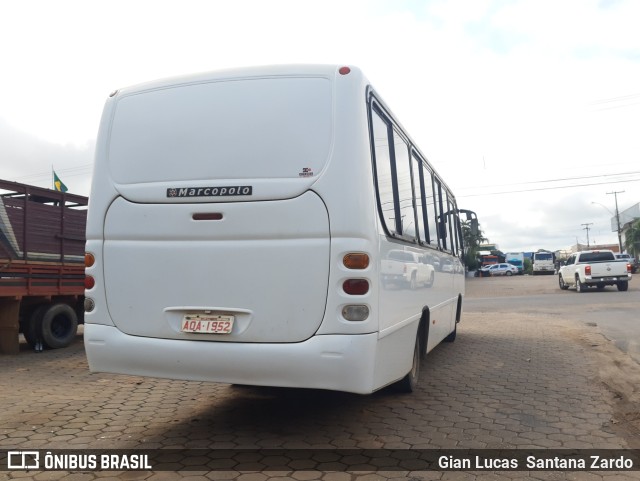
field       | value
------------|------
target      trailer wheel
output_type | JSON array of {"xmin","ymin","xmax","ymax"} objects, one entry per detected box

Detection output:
[
  {"xmin": 22, "ymin": 305, "xmax": 49, "ymax": 349},
  {"xmin": 40, "ymin": 304, "xmax": 78, "ymax": 349}
]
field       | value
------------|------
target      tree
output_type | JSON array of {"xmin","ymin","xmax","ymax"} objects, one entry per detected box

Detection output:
[
  {"xmin": 461, "ymin": 220, "xmax": 488, "ymax": 270},
  {"xmin": 624, "ymin": 219, "xmax": 640, "ymax": 258},
  {"xmin": 523, "ymin": 258, "xmax": 533, "ymax": 275},
  {"xmin": 461, "ymin": 220, "xmax": 487, "ymax": 250}
]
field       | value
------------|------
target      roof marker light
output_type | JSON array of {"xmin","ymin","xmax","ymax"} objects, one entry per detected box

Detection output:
[{"xmin": 339, "ymin": 66, "xmax": 351, "ymax": 75}]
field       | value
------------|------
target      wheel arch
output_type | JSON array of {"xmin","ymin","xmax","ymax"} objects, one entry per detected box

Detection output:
[{"xmin": 418, "ymin": 307, "xmax": 430, "ymax": 360}]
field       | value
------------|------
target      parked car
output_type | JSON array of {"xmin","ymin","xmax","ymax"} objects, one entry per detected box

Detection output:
[
  {"xmin": 487, "ymin": 263, "xmax": 519, "ymax": 276},
  {"xmin": 615, "ymin": 253, "xmax": 638, "ymax": 274}
]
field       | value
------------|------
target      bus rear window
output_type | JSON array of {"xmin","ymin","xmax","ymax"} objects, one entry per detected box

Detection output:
[{"xmin": 108, "ymin": 77, "xmax": 333, "ymax": 184}]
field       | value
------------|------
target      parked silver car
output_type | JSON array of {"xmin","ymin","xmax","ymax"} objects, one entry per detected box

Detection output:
[{"xmin": 487, "ymin": 263, "xmax": 519, "ymax": 276}]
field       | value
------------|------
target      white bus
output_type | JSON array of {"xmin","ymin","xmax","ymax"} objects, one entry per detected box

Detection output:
[{"xmin": 84, "ymin": 65, "xmax": 478, "ymax": 394}]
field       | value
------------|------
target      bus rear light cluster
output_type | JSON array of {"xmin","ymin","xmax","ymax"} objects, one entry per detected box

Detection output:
[
  {"xmin": 342, "ymin": 305, "xmax": 369, "ymax": 321},
  {"xmin": 85, "ymin": 252, "xmax": 95, "ymax": 268},
  {"xmin": 343, "ymin": 279, "xmax": 369, "ymax": 296},
  {"xmin": 85, "ymin": 275, "xmax": 95, "ymax": 290},
  {"xmin": 84, "ymin": 297, "xmax": 95, "ymax": 313},
  {"xmin": 343, "ymin": 253, "xmax": 370, "ymax": 269}
]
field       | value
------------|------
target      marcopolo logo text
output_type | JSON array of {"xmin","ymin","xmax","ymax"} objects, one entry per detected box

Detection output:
[{"xmin": 167, "ymin": 186, "xmax": 253, "ymax": 198}]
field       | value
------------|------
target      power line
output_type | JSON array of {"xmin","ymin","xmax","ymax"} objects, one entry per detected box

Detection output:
[
  {"xmin": 458, "ymin": 177, "xmax": 640, "ymax": 198},
  {"xmin": 12, "ymin": 163, "xmax": 93, "ymax": 183},
  {"xmin": 456, "ymin": 170, "xmax": 640, "ymax": 192}
]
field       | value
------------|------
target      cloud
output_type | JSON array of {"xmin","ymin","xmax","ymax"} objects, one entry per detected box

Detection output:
[
  {"xmin": 0, "ymin": 117, "xmax": 93, "ymax": 195},
  {"xmin": 0, "ymin": 0, "xmax": 638, "ymax": 251}
]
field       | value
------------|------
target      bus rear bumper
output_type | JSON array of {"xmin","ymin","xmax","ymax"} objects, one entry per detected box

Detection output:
[{"xmin": 84, "ymin": 324, "xmax": 379, "ymax": 394}]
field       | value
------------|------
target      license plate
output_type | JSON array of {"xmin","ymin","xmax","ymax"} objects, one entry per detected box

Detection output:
[{"xmin": 181, "ymin": 314, "xmax": 234, "ymax": 334}]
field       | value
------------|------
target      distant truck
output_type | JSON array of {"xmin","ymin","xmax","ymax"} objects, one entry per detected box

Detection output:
[
  {"xmin": 475, "ymin": 252, "xmax": 499, "ymax": 277},
  {"xmin": 558, "ymin": 250, "xmax": 632, "ymax": 292},
  {"xmin": 0, "ymin": 179, "xmax": 87, "ymax": 354},
  {"xmin": 504, "ymin": 252, "xmax": 524, "ymax": 274},
  {"xmin": 532, "ymin": 251, "xmax": 555, "ymax": 275}
]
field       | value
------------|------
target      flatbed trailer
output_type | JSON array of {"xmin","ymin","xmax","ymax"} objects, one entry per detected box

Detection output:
[{"xmin": 0, "ymin": 179, "xmax": 87, "ymax": 354}]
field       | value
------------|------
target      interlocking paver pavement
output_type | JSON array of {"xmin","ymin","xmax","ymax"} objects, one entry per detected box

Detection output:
[{"xmin": 1, "ymin": 276, "xmax": 639, "ymax": 480}]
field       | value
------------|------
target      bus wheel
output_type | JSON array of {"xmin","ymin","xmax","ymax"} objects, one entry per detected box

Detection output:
[
  {"xmin": 444, "ymin": 322, "xmax": 457, "ymax": 342},
  {"xmin": 396, "ymin": 334, "xmax": 420, "ymax": 393},
  {"xmin": 40, "ymin": 304, "xmax": 78, "ymax": 349}
]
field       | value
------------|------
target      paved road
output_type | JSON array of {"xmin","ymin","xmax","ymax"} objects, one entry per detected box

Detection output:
[
  {"xmin": 1, "ymin": 276, "xmax": 640, "ymax": 480},
  {"xmin": 465, "ymin": 274, "xmax": 640, "ymax": 364}
]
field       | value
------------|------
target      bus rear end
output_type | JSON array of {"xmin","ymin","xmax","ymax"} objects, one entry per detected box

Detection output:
[{"xmin": 84, "ymin": 66, "xmax": 382, "ymax": 393}]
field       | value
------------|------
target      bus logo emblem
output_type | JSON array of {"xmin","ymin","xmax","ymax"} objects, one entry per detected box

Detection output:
[{"xmin": 166, "ymin": 186, "xmax": 253, "ymax": 198}]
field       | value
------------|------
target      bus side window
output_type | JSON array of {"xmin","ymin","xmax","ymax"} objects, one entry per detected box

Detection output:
[
  {"xmin": 434, "ymin": 179, "xmax": 447, "ymax": 250},
  {"xmin": 412, "ymin": 154, "xmax": 426, "ymax": 244},
  {"xmin": 422, "ymin": 163, "xmax": 439, "ymax": 248},
  {"xmin": 371, "ymin": 107, "xmax": 395, "ymax": 235},
  {"xmin": 454, "ymin": 211, "xmax": 463, "ymax": 258},
  {"xmin": 392, "ymin": 130, "xmax": 416, "ymax": 240},
  {"xmin": 445, "ymin": 192, "xmax": 456, "ymax": 255}
]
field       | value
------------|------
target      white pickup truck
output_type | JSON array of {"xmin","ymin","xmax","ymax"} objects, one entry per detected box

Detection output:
[
  {"xmin": 558, "ymin": 250, "xmax": 632, "ymax": 292},
  {"xmin": 381, "ymin": 249, "xmax": 435, "ymax": 289}
]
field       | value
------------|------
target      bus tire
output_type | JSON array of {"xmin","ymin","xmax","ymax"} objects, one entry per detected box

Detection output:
[
  {"xmin": 395, "ymin": 333, "xmax": 420, "ymax": 393},
  {"xmin": 445, "ymin": 298, "xmax": 461, "ymax": 343},
  {"xmin": 444, "ymin": 322, "xmax": 457, "ymax": 342},
  {"xmin": 40, "ymin": 304, "xmax": 78, "ymax": 349}
]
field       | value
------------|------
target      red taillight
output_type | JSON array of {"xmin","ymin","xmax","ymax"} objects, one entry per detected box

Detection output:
[
  {"xmin": 628, "ymin": 263, "xmax": 632, "ymax": 273},
  {"xmin": 343, "ymin": 279, "xmax": 369, "ymax": 295},
  {"xmin": 585, "ymin": 265, "xmax": 591, "ymax": 276},
  {"xmin": 84, "ymin": 275, "xmax": 95, "ymax": 290}
]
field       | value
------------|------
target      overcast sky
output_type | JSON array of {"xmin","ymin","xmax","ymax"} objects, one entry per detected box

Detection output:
[{"xmin": 1, "ymin": 0, "xmax": 639, "ymax": 252}]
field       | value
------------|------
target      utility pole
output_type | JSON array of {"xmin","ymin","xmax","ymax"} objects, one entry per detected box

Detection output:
[
  {"xmin": 607, "ymin": 190, "xmax": 624, "ymax": 253},
  {"xmin": 581, "ymin": 223, "xmax": 593, "ymax": 248}
]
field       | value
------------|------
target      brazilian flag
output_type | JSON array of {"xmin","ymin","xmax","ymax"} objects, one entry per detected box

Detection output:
[{"xmin": 53, "ymin": 171, "xmax": 68, "ymax": 192}]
